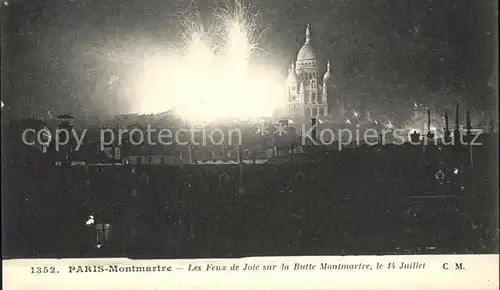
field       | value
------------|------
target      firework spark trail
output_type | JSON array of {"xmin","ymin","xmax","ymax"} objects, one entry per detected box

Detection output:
[
  {"xmin": 175, "ymin": 0, "xmax": 267, "ymax": 67},
  {"xmin": 174, "ymin": 2, "xmax": 217, "ymax": 112},
  {"xmin": 211, "ymin": 0, "xmax": 270, "ymax": 104},
  {"xmin": 177, "ymin": 6, "xmax": 206, "ymax": 47},
  {"xmin": 214, "ymin": 0, "xmax": 265, "ymax": 60}
]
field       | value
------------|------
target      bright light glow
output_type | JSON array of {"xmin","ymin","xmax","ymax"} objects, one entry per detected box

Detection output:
[
  {"xmin": 86, "ymin": 215, "xmax": 95, "ymax": 226},
  {"xmin": 130, "ymin": 1, "xmax": 282, "ymax": 124},
  {"xmin": 453, "ymin": 168, "xmax": 459, "ymax": 175},
  {"xmin": 226, "ymin": 21, "xmax": 251, "ymax": 71},
  {"xmin": 353, "ymin": 110, "xmax": 358, "ymax": 117},
  {"xmin": 346, "ymin": 119, "xmax": 351, "ymax": 124}
]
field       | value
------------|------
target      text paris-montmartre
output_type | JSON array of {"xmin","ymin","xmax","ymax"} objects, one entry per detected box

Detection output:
[{"xmin": 68, "ymin": 265, "xmax": 173, "ymax": 273}]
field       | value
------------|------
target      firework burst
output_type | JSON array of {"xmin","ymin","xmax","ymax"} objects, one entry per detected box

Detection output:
[
  {"xmin": 134, "ymin": 0, "xmax": 283, "ymax": 122},
  {"xmin": 215, "ymin": 0, "xmax": 263, "ymax": 61},
  {"xmin": 176, "ymin": 3, "xmax": 214, "ymax": 58}
]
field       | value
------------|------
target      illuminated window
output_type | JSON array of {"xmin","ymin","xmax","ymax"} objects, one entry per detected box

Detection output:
[{"xmin": 96, "ymin": 223, "xmax": 111, "ymax": 245}]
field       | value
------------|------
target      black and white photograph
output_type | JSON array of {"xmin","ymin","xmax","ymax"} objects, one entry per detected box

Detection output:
[{"xmin": 1, "ymin": 0, "xmax": 498, "ymax": 262}]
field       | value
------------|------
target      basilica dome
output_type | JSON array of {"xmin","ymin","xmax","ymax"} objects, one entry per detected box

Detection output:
[
  {"xmin": 297, "ymin": 43, "xmax": 317, "ymax": 61},
  {"xmin": 296, "ymin": 25, "xmax": 318, "ymax": 68}
]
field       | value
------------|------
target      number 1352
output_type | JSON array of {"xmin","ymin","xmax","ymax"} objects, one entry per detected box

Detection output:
[{"xmin": 30, "ymin": 266, "xmax": 57, "ymax": 274}]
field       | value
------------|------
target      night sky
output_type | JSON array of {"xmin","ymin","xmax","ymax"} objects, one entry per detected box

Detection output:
[{"xmin": 1, "ymin": 0, "xmax": 497, "ymax": 120}]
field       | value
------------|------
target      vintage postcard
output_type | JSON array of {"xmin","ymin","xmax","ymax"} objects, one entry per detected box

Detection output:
[{"xmin": 1, "ymin": 0, "xmax": 498, "ymax": 289}]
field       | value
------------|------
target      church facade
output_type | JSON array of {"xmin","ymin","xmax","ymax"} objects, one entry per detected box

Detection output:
[{"xmin": 285, "ymin": 24, "xmax": 346, "ymax": 121}]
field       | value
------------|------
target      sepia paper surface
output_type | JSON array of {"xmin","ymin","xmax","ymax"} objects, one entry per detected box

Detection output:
[{"xmin": 4, "ymin": 255, "xmax": 499, "ymax": 290}]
